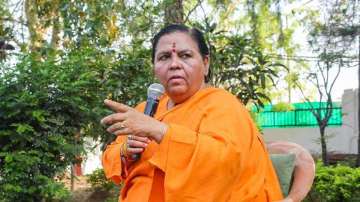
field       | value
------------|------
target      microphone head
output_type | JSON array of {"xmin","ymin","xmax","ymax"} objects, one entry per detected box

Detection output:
[{"xmin": 147, "ymin": 83, "xmax": 165, "ymax": 99}]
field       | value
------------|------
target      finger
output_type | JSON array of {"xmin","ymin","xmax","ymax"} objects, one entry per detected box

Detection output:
[
  {"xmin": 127, "ymin": 147, "xmax": 144, "ymax": 154},
  {"xmin": 101, "ymin": 113, "xmax": 126, "ymax": 125},
  {"xmin": 107, "ymin": 122, "xmax": 126, "ymax": 133},
  {"xmin": 130, "ymin": 136, "xmax": 151, "ymax": 143},
  {"xmin": 104, "ymin": 99, "xmax": 132, "ymax": 113},
  {"xmin": 127, "ymin": 139, "xmax": 148, "ymax": 148},
  {"xmin": 113, "ymin": 127, "xmax": 131, "ymax": 136}
]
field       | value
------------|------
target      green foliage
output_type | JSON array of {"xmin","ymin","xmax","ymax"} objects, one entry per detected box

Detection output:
[
  {"xmin": 0, "ymin": 151, "xmax": 70, "ymax": 201},
  {"xmin": 59, "ymin": 0, "xmax": 121, "ymax": 48},
  {"xmin": 248, "ymin": 110, "xmax": 262, "ymax": 133},
  {"xmin": 0, "ymin": 44, "xmax": 151, "ymax": 200},
  {"xmin": 306, "ymin": 162, "xmax": 360, "ymax": 202},
  {"xmin": 85, "ymin": 168, "xmax": 120, "ymax": 202},
  {"xmin": 190, "ymin": 7, "xmax": 289, "ymax": 107},
  {"xmin": 86, "ymin": 169, "xmax": 118, "ymax": 191},
  {"xmin": 1, "ymin": 1, "xmax": 153, "ymax": 199},
  {"xmin": 0, "ymin": 54, "xmax": 86, "ymax": 200},
  {"xmin": 272, "ymin": 102, "xmax": 294, "ymax": 112},
  {"xmin": 0, "ymin": 1, "xmax": 13, "ymax": 44},
  {"xmin": 0, "ymin": 0, "xmax": 307, "ymax": 199},
  {"xmin": 210, "ymin": 34, "xmax": 283, "ymax": 107},
  {"xmin": 297, "ymin": 0, "xmax": 359, "ymax": 165}
]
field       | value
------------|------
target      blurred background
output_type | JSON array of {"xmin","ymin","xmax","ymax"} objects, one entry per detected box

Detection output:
[{"xmin": 0, "ymin": 0, "xmax": 359, "ymax": 201}]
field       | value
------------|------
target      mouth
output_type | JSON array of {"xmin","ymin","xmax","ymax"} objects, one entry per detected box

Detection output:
[{"xmin": 168, "ymin": 75, "xmax": 184, "ymax": 82}]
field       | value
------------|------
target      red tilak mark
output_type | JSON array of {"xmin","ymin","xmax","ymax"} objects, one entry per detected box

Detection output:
[{"xmin": 172, "ymin": 43, "xmax": 176, "ymax": 52}]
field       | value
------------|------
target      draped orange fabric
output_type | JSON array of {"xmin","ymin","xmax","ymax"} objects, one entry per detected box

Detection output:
[{"xmin": 102, "ymin": 87, "xmax": 283, "ymax": 202}]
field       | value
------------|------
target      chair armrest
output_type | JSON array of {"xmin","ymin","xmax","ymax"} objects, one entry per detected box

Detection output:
[{"xmin": 267, "ymin": 141, "xmax": 315, "ymax": 202}]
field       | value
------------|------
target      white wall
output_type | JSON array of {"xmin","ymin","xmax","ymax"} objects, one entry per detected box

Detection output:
[
  {"xmin": 82, "ymin": 138, "xmax": 103, "ymax": 175},
  {"xmin": 263, "ymin": 89, "xmax": 358, "ymax": 154}
]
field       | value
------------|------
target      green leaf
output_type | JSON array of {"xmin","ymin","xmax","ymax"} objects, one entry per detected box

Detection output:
[{"xmin": 11, "ymin": 123, "xmax": 35, "ymax": 134}]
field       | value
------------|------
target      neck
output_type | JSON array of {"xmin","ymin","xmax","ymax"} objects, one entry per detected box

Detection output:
[{"xmin": 167, "ymin": 83, "xmax": 210, "ymax": 110}]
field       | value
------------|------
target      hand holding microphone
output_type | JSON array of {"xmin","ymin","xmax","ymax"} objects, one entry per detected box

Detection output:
[
  {"xmin": 101, "ymin": 83, "xmax": 166, "ymax": 161},
  {"xmin": 129, "ymin": 83, "xmax": 165, "ymax": 160}
]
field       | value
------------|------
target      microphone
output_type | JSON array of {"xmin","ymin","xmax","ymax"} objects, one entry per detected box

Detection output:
[
  {"xmin": 144, "ymin": 83, "xmax": 165, "ymax": 117},
  {"xmin": 130, "ymin": 83, "xmax": 165, "ymax": 160}
]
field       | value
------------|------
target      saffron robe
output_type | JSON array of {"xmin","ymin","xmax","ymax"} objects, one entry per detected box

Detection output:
[{"xmin": 102, "ymin": 87, "xmax": 283, "ymax": 202}]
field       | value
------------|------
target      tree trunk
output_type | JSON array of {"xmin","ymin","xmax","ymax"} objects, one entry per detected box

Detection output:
[
  {"xmin": 247, "ymin": 0, "xmax": 259, "ymax": 46},
  {"xmin": 50, "ymin": 0, "xmax": 61, "ymax": 51},
  {"xmin": 25, "ymin": 0, "xmax": 44, "ymax": 53},
  {"xmin": 164, "ymin": 0, "xmax": 184, "ymax": 25},
  {"xmin": 319, "ymin": 125, "xmax": 329, "ymax": 165},
  {"xmin": 357, "ymin": 34, "xmax": 360, "ymax": 167}
]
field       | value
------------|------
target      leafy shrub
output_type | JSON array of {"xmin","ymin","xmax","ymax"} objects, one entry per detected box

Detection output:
[
  {"xmin": 272, "ymin": 102, "xmax": 295, "ymax": 112},
  {"xmin": 0, "ymin": 51, "xmax": 106, "ymax": 201},
  {"xmin": 306, "ymin": 162, "xmax": 360, "ymax": 202},
  {"xmin": 248, "ymin": 110, "xmax": 263, "ymax": 132},
  {"xmin": 0, "ymin": 43, "xmax": 151, "ymax": 200},
  {"xmin": 0, "ymin": 151, "xmax": 70, "ymax": 201},
  {"xmin": 86, "ymin": 169, "xmax": 118, "ymax": 191},
  {"xmin": 86, "ymin": 168, "xmax": 121, "ymax": 201}
]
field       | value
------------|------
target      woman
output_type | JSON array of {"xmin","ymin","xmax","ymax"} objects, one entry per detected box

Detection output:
[{"xmin": 101, "ymin": 24, "xmax": 283, "ymax": 202}]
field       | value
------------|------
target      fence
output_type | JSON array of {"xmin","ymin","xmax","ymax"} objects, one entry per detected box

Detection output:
[{"xmin": 255, "ymin": 103, "xmax": 342, "ymax": 128}]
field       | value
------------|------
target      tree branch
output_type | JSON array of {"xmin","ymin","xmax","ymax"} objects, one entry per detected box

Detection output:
[
  {"xmin": 0, "ymin": 17, "xmax": 28, "ymax": 26},
  {"xmin": 184, "ymin": 0, "xmax": 202, "ymax": 23},
  {"xmin": 295, "ymin": 81, "xmax": 321, "ymax": 121},
  {"xmin": 328, "ymin": 60, "xmax": 342, "ymax": 94}
]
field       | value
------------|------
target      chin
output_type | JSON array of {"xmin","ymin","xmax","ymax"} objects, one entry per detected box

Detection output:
[{"xmin": 167, "ymin": 85, "xmax": 188, "ymax": 97}]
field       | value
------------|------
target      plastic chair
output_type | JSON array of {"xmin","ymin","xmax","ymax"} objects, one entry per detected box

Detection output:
[{"xmin": 267, "ymin": 141, "xmax": 316, "ymax": 202}]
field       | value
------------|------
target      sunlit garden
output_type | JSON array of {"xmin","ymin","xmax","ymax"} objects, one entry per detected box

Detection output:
[{"xmin": 1, "ymin": 0, "xmax": 359, "ymax": 201}]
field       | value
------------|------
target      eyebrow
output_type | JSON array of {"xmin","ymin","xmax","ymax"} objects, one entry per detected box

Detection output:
[
  {"xmin": 156, "ymin": 49, "xmax": 194, "ymax": 56},
  {"xmin": 178, "ymin": 49, "xmax": 194, "ymax": 54}
]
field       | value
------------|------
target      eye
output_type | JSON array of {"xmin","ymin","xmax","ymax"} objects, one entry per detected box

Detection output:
[
  {"xmin": 158, "ymin": 54, "xmax": 170, "ymax": 61},
  {"xmin": 180, "ymin": 53, "xmax": 192, "ymax": 59}
]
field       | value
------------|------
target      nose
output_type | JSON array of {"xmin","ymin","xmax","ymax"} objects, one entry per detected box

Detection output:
[{"xmin": 169, "ymin": 55, "xmax": 182, "ymax": 70}]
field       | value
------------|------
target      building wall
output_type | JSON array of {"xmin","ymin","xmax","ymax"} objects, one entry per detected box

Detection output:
[
  {"xmin": 263, "ymin": 89, "xmax": 358, "ymax": 154},
  {"xmin": 82, "ymin": 138, "xmax": 103, "ymax": 175}
]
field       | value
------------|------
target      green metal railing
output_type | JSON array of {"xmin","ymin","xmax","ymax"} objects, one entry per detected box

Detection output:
[{"xmin": 253, "ymin": 102, "xmax": 342, "ymax": 128}]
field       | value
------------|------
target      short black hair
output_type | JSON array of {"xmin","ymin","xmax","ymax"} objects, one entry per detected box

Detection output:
[{"xmin": 151, "ymin": 24, "xmax": 211, "ymax": 82}]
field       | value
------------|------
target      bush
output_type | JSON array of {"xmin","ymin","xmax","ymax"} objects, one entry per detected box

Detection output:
[
  {"xmin": 248, "ymin": 110, "xmax": 263, "ymax": 132},
  {"xmin": 0, "ymin": 51, "xmax": 107, "ymax": 201},
  {"xmin": 0, "ymin": 43, "xmax": 152, "ymax": 200},
  {"xmin": 306, "ymin": 162, "xmax": 360, "ymax": 202},
  {"xmin": 86, "ymin": 169, "xmax": 118, "ymax": 191},
  {"xmin": 272, "ymin": 102, "xmax": 294, "ymax": 112},
  {"xmin": 0, "ymin": 151, "xmax": 71, "ymax": 201},
  {"xmin": 86, "ymin": 169, "xmax": 121, "ymax": 201}
]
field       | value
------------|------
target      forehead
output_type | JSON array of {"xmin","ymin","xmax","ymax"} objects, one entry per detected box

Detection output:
[{"xmin": 155, "ymin": 32, "xmax": 199, "ymax": 53}]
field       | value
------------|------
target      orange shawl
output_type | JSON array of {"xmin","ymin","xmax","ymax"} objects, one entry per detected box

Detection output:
[{"xmin": 102, "ymin": 87, "xmax": 283, "ymax": 201}]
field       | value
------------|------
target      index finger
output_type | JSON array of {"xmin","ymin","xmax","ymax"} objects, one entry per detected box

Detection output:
[{"xmin": 104, "ymin": 99, "xmax": 132, "ymax": 113}]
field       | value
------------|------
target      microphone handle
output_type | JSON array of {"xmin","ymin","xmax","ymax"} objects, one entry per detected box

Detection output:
[
  {"xmin": 130, "ymin": 98, "xmax": 160, "ymax": 161},
  {"xmin": 144, "ymin": 98, "xmax": 159, "ymax": 117}
]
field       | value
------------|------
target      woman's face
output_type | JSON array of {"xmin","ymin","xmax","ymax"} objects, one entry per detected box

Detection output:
[{"xmin": 154, "ymin": 32, "xmax": 209, "ymax": 104}]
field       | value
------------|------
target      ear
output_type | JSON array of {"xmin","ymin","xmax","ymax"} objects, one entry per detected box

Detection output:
[{"xmin": 203, "ymin": 55, "xmax": 210, "ymax": 76}]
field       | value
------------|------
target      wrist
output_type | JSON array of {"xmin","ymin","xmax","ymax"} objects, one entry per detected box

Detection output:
[{"xmin": 153, "ymin": 123, "xmax": 168, "ymax": 144}]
